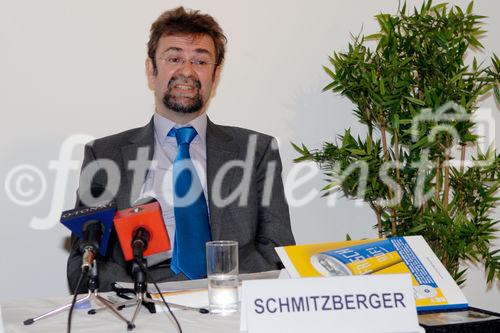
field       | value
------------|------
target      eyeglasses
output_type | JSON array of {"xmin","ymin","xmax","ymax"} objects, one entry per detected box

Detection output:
[{"xmin": 157, "ymin": 55, "xmax": 217, "ymax": 69}]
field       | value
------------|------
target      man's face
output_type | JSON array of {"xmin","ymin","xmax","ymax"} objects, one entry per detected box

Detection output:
[{"xmin": 146, "ymin": 34, "xmax": 220, "ymax": 118}]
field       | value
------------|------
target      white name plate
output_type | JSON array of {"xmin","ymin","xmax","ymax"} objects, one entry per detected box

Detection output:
[{"xmin": 240, "ymin": 274, "xmax": 421, "ymax": 333}]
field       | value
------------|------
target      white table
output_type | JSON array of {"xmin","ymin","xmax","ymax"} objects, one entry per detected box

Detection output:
[
  {"xmin": 1, "ymin": 294, "xmax": 240, "ymax": 333},
  {"xmin": 0, "ymin": 271, "xmax": 285, "ymax": 333}
]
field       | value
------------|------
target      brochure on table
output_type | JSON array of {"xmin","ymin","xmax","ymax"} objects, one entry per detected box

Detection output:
[{"xmin": 275, "ymin": 235, "xmax": 468, "ymax": 312}]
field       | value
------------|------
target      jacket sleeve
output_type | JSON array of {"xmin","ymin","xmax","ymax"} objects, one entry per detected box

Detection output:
[{"xmin": 244, "ymin": 137, "xmax": 295, "ymax": 271}]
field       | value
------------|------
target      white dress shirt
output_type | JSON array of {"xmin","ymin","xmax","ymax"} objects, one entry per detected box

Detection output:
[{"xmin": 136, "ymin": 112, "xmax": 209, "ymax": 266}]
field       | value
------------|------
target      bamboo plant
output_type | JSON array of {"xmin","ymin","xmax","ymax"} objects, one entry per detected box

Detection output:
[{"xmin": 293, "ymin": 0, "xmax": 500, "ymax": 285}]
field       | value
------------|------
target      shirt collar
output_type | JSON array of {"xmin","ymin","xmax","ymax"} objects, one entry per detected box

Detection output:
[{"xmin": 153, "ymin": 112, "xmax": 207, "ymax": 145}]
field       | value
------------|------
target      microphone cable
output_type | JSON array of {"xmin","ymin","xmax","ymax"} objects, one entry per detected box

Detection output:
[
  {"xmin": 134, "ymin": 258, "xmax": 183, "ymax": 333},
  {"xmin": 67, "ymin": 268, "xmax": 88, "ymax": 333}
]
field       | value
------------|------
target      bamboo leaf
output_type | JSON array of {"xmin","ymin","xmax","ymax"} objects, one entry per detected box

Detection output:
[
  {"xmin": 466, "ymin": 1, "xmax": 474, "ymax": 14},
  {"xmin": 347, "ymin": 148, "xmax": 366, "ymax": 155},
  {"xmin": 432, "ymin": 3, "xmax": 448, "ymax": 12},
  {"xmin": 291, "ymin": 142, "xmax": 310, "ymax": 156},
  {"xmin": 408, "ymin": 224, "xmax": 426, "ymax": 233},
  {"xmin": 404, "ymin": 96, "xmax": 426, "ymax": 106},
  {"xmin": 323, "ymin": 65, "xmax": 335, "ymax": 79},
  {"xmin": 322, "ymin": 182, "xmax": 338, "ymax": 191},
  {"xmin": 322, "ymin": 81, "xmax": 338, "ymax": 93},
  {"xmin": 365, "ymin": 33, "xmax": 384, "ymax": 41},
  {"xmin": 478, "ymin": 84, "xmax": 493, "ymax": 96}
]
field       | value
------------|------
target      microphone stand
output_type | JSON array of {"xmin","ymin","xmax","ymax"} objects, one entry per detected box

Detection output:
[
  {"xmin": 91, "ymin": 254, "xmax": 162, "ymax": 330},
  {"xmin": 90, "ymin": 258, "xmax": 207, "ymax": 327},
  {"xmin": 122, "ymin": 258, "xmax": 152, "ymax": 330},
  {"xmin": 91, "ymin": 225, "xmax": 207, "ymax": 330},
  {"xmin": 23, "ymin": 261, "xmax": 131, "ymax": 327}
]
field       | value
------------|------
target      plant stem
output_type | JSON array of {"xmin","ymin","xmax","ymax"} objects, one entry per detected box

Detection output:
[
  {"xmin": 443, "ymin": 149, "xmax": 450, "ymax": 209},
  {"xmin": 392, "ymin": 130, "xmax": 400, "ymax": 235},
  {"xmin": 380, "ymin": 120, "xmax": 389, "ymax": 161},
  {"xmin": 417, "ymin": 74, "xmax": 424, "ymax": 100},
  {"xmin": 376, "ymin": 208, "xmax": 383, "ymax": 238},
  {"xmin": 442, "ymin": 249, "xmax": 449, "ymax": 270},
  {"xmin": 367, "ymin": 109, "xmax": 373, "ymax": 139},
  {"xmin": 391, "ymin": 208, "xmax": 397, "ymax": 235},
  {"xmin": 435, "ymin": 156, "xmax": 440, "ymax": 203},
  {"xmin": 380, "ymin": 117, "xmax": 396, "ymax": 234},
  {"xmin": 394, "ymin": 131, "xmax": 400, "ymax": 181}
]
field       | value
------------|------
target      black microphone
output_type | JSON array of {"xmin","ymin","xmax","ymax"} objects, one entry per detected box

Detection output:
[
  {"xmin": 131, "ymin": 227, "xmax": 151, "ymax": 260},
  {"xmin": 79, "ymin": 221, "xmax": 104, "ymax": 272}
]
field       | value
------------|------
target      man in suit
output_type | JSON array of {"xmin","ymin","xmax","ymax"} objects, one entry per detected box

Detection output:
[{"xmin": 67, "ymin": 7, "xmax": 295, "ymax": 293}]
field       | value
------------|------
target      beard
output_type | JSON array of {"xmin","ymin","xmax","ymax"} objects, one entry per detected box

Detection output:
[{"xmin": 162, "ymin": 75, "xmax": 204, "ymax": 114}]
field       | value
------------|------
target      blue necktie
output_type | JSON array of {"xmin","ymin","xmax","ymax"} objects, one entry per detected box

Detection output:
[{"xmin": 168, "ymin": 126, "xmax": 211, "ymax": 279}]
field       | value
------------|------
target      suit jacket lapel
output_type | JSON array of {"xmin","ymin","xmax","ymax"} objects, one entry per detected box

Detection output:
[
  {"xmin": 119, "ymin": 116, "xmax": 237, "ymax": 238},
  {"xmin": 206, "ymin": 118, "xmax": 238, "ymax": 239},
  {"xmin": 120, "ymin": 118, "xmax": 155, "ymax": 208}
]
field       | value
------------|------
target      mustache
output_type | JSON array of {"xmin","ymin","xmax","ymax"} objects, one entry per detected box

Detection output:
[{"xmin": 167, "ymin": 75, "xmax": 201, "ymax": 90}]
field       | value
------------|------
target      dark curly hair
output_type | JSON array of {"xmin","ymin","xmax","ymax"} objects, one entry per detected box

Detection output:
[{"xmin": 147, "ymin": 6, "xmax": 227, "ymax": 74}]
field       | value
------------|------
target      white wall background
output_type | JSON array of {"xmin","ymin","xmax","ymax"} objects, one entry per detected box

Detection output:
[{"xmin": 1, "ymin": 0, "xmax": 499, "ymax": 312}]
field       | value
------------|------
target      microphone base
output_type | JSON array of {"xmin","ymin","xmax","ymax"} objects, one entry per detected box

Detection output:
[
  {"xmin": 23, "ymin": 290, "xmax": 131, "ymax": 327},
  {"xmin": 94, "ymin": 260, "xmax": 156, "ymax": 329},
  {"xmin": 92, "ymin": 290, "xmax": 155, "ymax": 329},
  {"xmin": 23, "ymin": 262, "xmax": 129, "ymax": 328},
  {"xmin": 23, "ymin": 318, "xmax": 34, "ymax": 325}
]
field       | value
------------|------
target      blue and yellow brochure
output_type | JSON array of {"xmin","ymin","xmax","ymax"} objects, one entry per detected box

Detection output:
[{"xmin": 275, "ymin": 235, "xmax": 468, "ymax": 312}]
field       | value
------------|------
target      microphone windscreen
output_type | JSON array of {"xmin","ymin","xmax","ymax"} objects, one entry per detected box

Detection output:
[
  {"xmin": 114, "ymin": 200, "xmax": 171, "ymax": 261},
  {"xmin": 60, "ymin": 202, "xmax": 116, "ymax": 256}
]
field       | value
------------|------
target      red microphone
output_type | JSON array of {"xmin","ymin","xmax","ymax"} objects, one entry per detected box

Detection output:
[{"xmin": 113, "ymin": 200, "xmax": 171, "ymax": 261}]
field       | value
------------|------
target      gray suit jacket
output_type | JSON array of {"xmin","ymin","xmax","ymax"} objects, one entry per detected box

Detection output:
[{"xmin": 67, "ymin": 117, "xmax": 295, "ymax": 293}]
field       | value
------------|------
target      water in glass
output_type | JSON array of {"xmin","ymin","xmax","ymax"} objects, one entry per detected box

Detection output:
[{"xmin": 208, "ymin": 274, "xmax": 239, "ymax": 314}]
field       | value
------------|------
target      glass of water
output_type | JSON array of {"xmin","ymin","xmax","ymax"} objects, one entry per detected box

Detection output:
[{"xmin": 206, "ymin": 240, "xmax": 239, "ymax": 314}]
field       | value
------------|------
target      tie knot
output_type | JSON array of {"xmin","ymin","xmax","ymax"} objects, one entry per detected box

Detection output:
[{"xmin": 168, "ymin": 126, "xmax": 197, "ymax": 146}]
